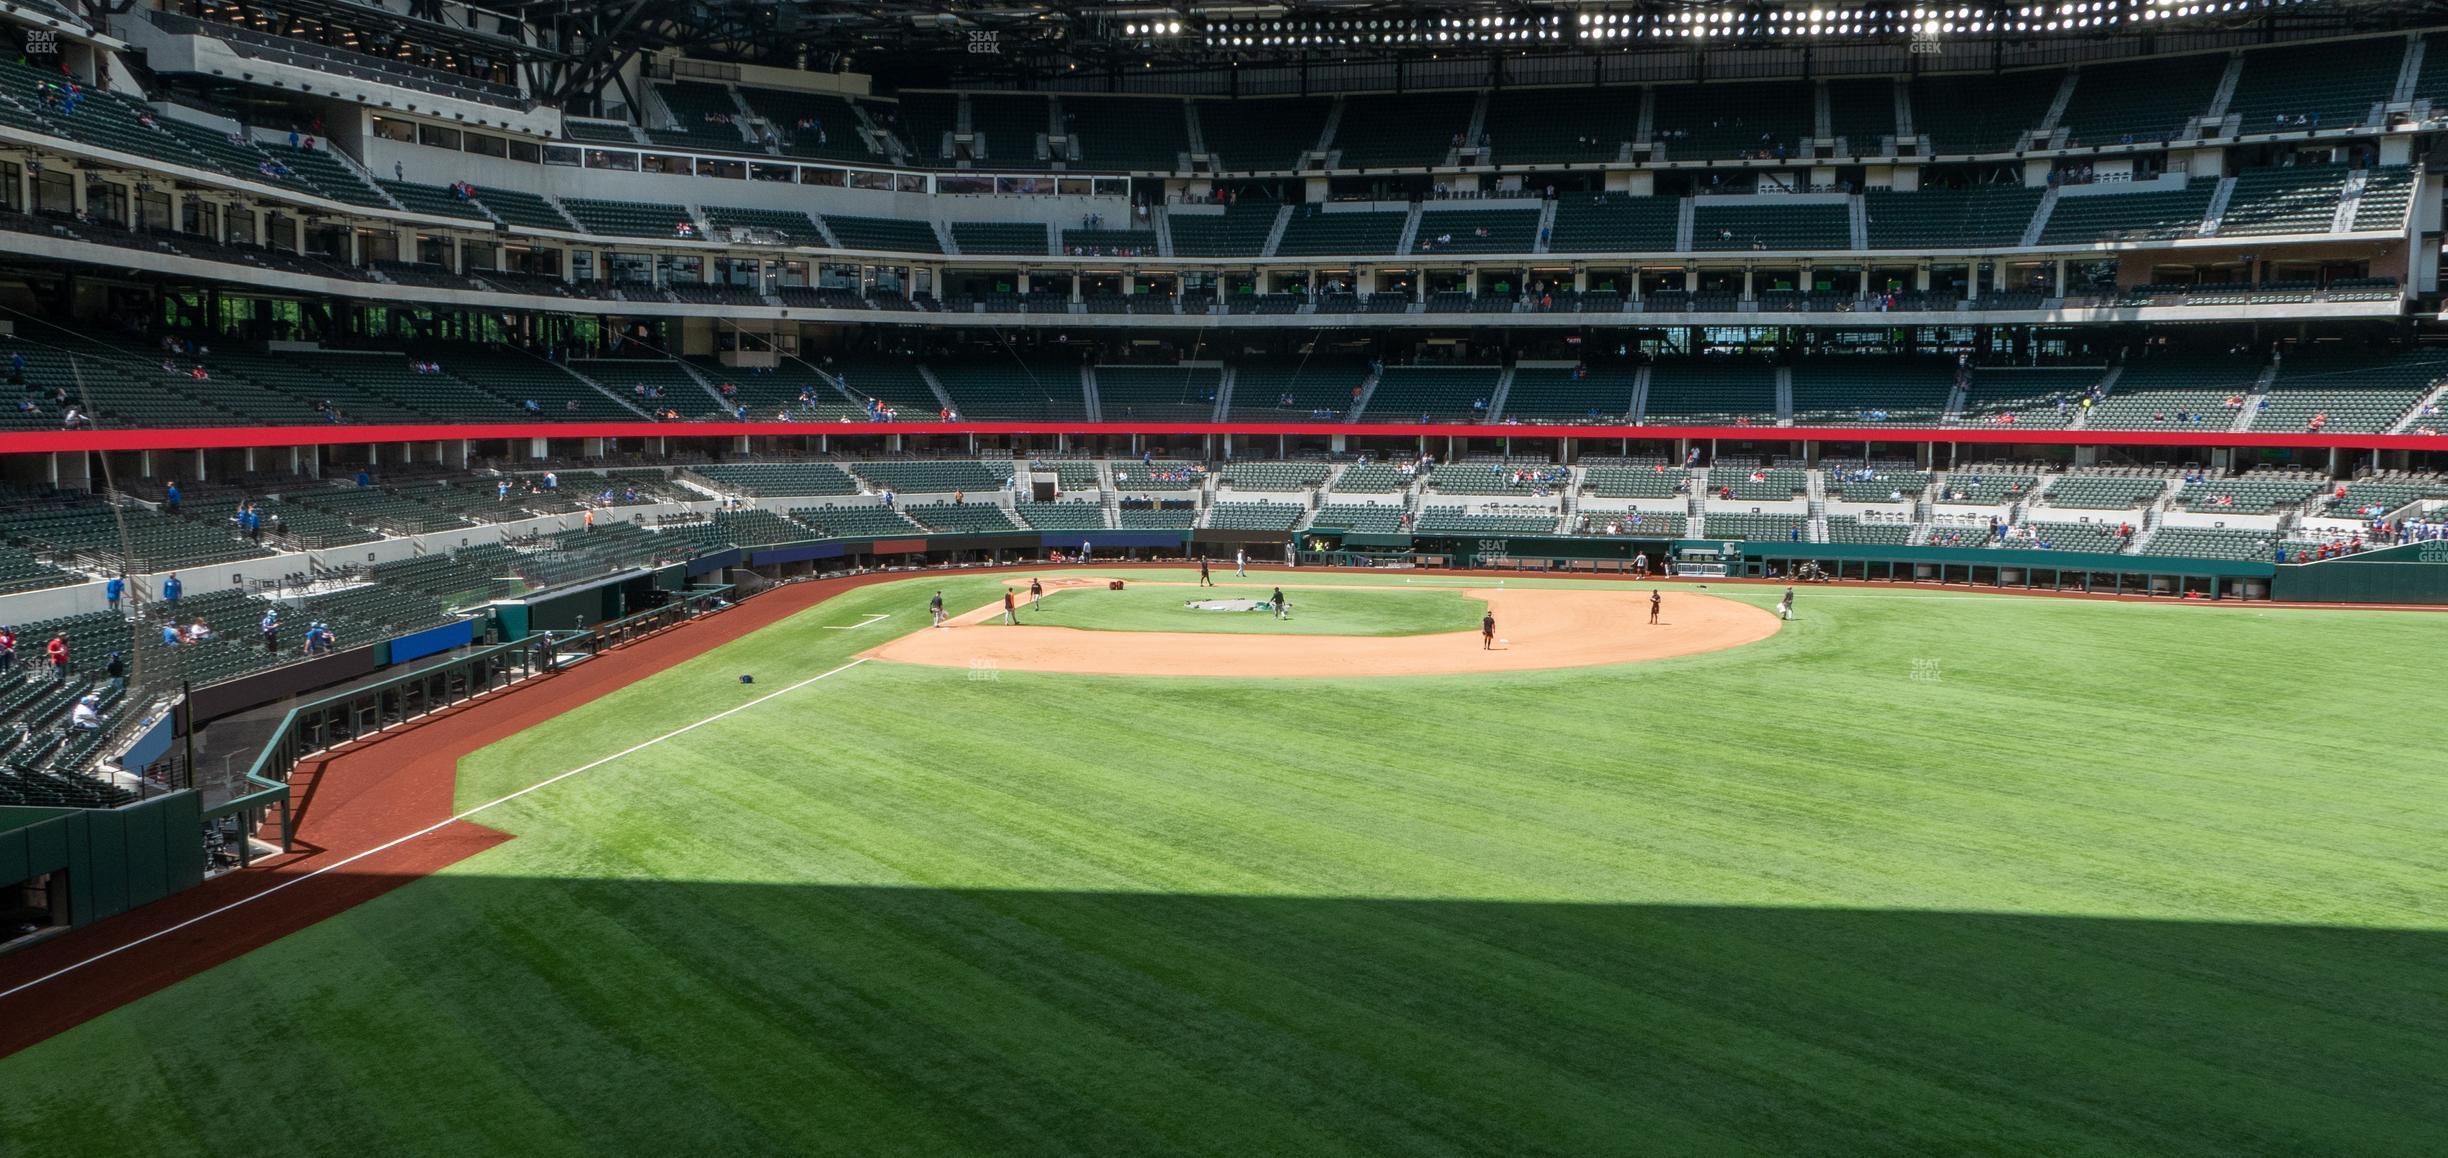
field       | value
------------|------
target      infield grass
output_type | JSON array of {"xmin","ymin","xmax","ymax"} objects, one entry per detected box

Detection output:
[
  {"xmin": 1008, "ymin": 581, "xmax": 1484, "ymax": 635},
  {"xmin": 2, "ymin": 572, "xmax": 2444, "ymax": 1156}
]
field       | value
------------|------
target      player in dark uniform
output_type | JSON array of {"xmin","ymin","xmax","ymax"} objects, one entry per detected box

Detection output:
[
  {"xmin": 1029, "ymin": 577, "xmax": 1044, "ymax": 610},
  {"xmin": 1481, "ymin": 611, "xmax": 1496, "ymax": 649},
  {"xmin": 1271, "ymin": 587, "xmax": 1287, "ymax": 620},
  {"xmin": 929, "ymin": 590, "xmax": 946, "ymax": 628},
  {"xmin": 1198, "ymin": 556, "xmax": 1214, "ymax": 587},
  {"xmin": 1649, "ymin": 589, "xmax": 1663, "ymax": 624}
]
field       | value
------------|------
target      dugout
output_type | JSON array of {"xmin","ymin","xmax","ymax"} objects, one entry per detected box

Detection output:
[{"xmin": 503, "ymin": 565, "xmax": 683, "ymax": 636}]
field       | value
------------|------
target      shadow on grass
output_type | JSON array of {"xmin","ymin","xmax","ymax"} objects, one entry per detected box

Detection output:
[{"xmin": 9, "ymin": 877, "xmax": 2447, "ymax": 1156}]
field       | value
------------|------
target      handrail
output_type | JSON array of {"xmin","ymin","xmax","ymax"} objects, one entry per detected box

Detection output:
[{"xmin": 210, "ymin": 586, "xmax": 738, "ymax": 852}]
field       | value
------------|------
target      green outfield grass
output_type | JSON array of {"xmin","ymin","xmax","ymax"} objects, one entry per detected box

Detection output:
[
  {"xmin": 4, "ymin": 573, "xmax": 2445, "ymax": 1156},
  {"xmin": 1007, "ymin": 581, "xmax": 1484, "ymax": 635}
]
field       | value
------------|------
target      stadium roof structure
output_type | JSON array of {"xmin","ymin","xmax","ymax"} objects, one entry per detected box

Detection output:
[{"xmin": 496, "ymin": 0, "xmax": 2448, "ymax": 88}]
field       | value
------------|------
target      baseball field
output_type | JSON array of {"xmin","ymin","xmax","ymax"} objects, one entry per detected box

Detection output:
[{"xmin": 1, "ymin": 570, "xmax": 2443, "ymax": 1155}]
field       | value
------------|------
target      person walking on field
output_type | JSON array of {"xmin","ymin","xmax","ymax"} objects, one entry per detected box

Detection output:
[
  {"xmin": 1482, "ymin": 610, "xmax": 1496, "ymax": 650},
  {"xmin": 1198, "ymin": 556, "xmax": 1214, "ymax": 587},
  {"xmin": 1271, "ymin": 587, "xmax": 1287, "ymax": 620},
  {"xmin": 1778, "ymin": 586, "xmax": 1794, "ymax": 621},
  {"xmin": 1029, "ymin": 577, "xmax": 1043, "ymax": 611},
  {"xmin": 1235, "ymin": 548, "xmax": 1246, "ymax": 578},
  {"xmin": 1002, "ymin": 589, "xmax": 1018, "ymax": 625},
  {"xmin": 1649, "ymin": 588, "xmax": 1663, "ymax": 625},
  {"xmin": 930, "ymin": 590, "xmax": 946, "ymax": 628}
]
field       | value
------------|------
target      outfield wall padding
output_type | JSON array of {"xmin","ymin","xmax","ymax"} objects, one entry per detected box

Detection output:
[{"xmin": 0, "ymin": 793, "xmax": 204, "ymax": 924}]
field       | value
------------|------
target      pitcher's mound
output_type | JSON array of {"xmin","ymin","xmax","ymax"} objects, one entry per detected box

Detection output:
[{"xmin": 865, "ymin": 586, "xmax": 1779, "ymax": 678}]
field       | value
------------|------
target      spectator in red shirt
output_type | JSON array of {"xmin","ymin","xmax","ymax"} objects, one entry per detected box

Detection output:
[{"xmin": 45, "ymin": 635, "xmax": 69, "ymax": 682}]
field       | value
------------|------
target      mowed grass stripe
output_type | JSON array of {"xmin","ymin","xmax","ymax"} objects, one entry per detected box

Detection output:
[{"xmin": 1, "ymin": 575, "xmax": 2444, "ymax": 1154}]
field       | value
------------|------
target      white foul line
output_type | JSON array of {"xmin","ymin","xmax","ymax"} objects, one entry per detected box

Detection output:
[
  {"xmin": 0, "ymin": 656, "xmax": 873, "ymax": 1004},
  {"xmin": 821, "ymin": 613, "xmax": 891, "ymax": 631}
]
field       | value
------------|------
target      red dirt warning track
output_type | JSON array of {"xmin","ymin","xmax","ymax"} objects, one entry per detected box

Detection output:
[
  {"xmin": 0, "ymin": 570, "xmax": 909, "ymax": 1059},
  {"xmin": 868, "ymin": 581, "xmax": 1780, "ymax": 677}
]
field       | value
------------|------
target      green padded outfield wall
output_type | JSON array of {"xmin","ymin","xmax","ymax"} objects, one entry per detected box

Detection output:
[
  {"xmin": 2270, "ymin": 542, "xmax": 2448, "ymax": 604},
  {"xmin": 0, "ymin": 792, "xmax": 205, "ymax": 926}
]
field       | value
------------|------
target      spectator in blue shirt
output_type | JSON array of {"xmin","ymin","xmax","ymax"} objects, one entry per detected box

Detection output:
[
  {"xmin": 161, "ymin": 573, "xmax": 182, "ymax": 608},
  {"xmin": 104, "ymin": 574, "xmax": 123, "ymax": 613}
]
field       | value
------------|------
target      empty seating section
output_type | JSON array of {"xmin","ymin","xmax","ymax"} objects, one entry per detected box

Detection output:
[
  {"xmin": 1957, "ymin": 368, "xmax": 2102, "ymax": 428},
  {"xmin": 1206, "ymin": 502, "xmax": 1304, "ymax": 531},
  {"xmin": 1826, "ymin": 79, "xmax": 1897, "ymax": 150},
  {"xmin": 1692, "ymin": 201, "xmax": 1849, "ymax": 251},
  {"xmin": 1547, "ymin": 195, "xmax": 1679, "ymax": 253},
  {"xmin": 2085, "ymin": 357, "xmax": 2259, "ymax": 429},
  {"xmin": 263, "ymin": 145, "xmax": 391, "ymax": 207},
  {"xmin": 1416, "ymin": 507, "xmax": 1558, "ymax": 535},
  {"xmin": 853, "ymin": 460, "xmax": 1012, "ymax": 494},
  {"xmin": 1218, "ymin": 462, "xmax": 1329, "ymax": 491},
  {"xmin": 2217, "ymin": 166, "xmax": 2348, "ymax": 236},
  {"xmin": 1065, "ymin": 97, "xmax": 1190, "ymax": 171},
  {"xmin": 1912, "ymin": 72, "xmax": 2056, "ymax": 154},
  {"xmin": 1014, "ymin": 502, "xmax": 1106, "ymax": 531},
  {"xmin": 1864, "ymin": 186, "xmax": 2041, "ymax": 249},
  {"xmin": 738, "ymin": 87, "xmax": 876, "ymax": 162},
  {"xmin": 0, "ymin": 541, "xmax": 77, "ymax": 593},
  {"xmin": 560, "ymin": 198, "xmax": 693, "ymax": 239},
  {"xmin": 1095, "ymin": 366, "xmax": 1218, "ymax": 421},
  {"xmin": 892, "ymin": 93, "xmax": 961, "ymax": 164},
  {"xmin": 905, "ymin": 502, "xmax": 1018, "ymax": 532},
  {"xmin": 285, "ymin": 486, "xmax": 468, "ymax": 535},
  {"xmin": 2139, "ymin": 527, "xmax": 2274, "ymax": 560},
  {"xmin": 458, "ymin": 353, "xmax": 636, "ymax": 420},
  {"xmin": 1504, "ymin": 367, "xmax": 1637, "ymax": 422},
  {"xmin": 1198, "ymin": 99, "xmax": 1331, "ymax": 170},
  {"xmin": 1645, "ymin": 363, "xmax": 1778, "ymax": 425},
  {"xmin": 1714, "ymin": 467, "xmax": 1808, "ymax": 502},
  {"xmin": 1651, "ymin": 82, "xmax": 1811, "ymax": 160},
  {"xmin": 701, "ymin": 205, "xmax": 820, "ymax": 242},
  {"xmin": 930, "ymin": 361, "xmax": 1084, "ymax": 420},
  {"xmin": 691, "ymin": 462, "xmax": 859, "ymax": 497},
  {"xmin": 1427, "ymin": 461, "xmax": 1565, "ymax": 496},
  {"xmin": 1117, "ymin": 507, "xmax": 1197, "ymax": 529},
  {"xmin": 1167, "ymin": 202, "xmax": 1281, "ymax": 257},
  {"xmin": 1702, "ymin": 511, "xmax": 1809, "ymax": 541},
  {"xmin": 2060, "ymin": 56, "xmax": 2222, "ymax": 146},
  {"xmin": 0, "ymin": 502, "xmax": 268, "ymax": 571},
  {"xmin": 1310, "ymin": 504, "xmax": 1406, "ymax": 532},
  {"xmin": 2000, "ymin": 522, "xmax": 2129, "ymax": 553},
  {"xmin": 1228, "ymin": 360, "xmax": 1367, "ymax": 421},
  {"xmin": 2041, "ymin": 184, "xmax": 2213, "ymax": 244},
  {"xmin": 2227, "ymin": 39, "xmax": 2400, "ymax": 132},
  {"xmin": 1334, "ymin": 93, "xmax": 1473, "ymax": 167},
  {"xmin": 1482, "ymin": 88, "xmax": 1639, "ymax": 164},
  {"xmin": 822, "ymin": 215, "xmax": 943, "ymax": 253},
  {"xmin": 562, "ymin": 119, "xmax": 635, "ymax": 144},
  {"xmin": 1582, "ymin": 463, "xmax": 1684, "ymax": 498},
  {"xmin": 2351, "ymin": 167, "xmax": 2416, "ymax": 231},
  {"xmin": 1368, "ymin": 367, "xmax": 1501, "ymax": 422},
  {"xmin": 1934, "ymin": 473, "xmax": 2039, "ymax": 505},
  {"xmin": 651, "ymin": 83, "xmax": 750, "ymax": 149},
  {"xmin": 784, "ymin": 503, "xmax": 921, "ymax": 538},
  {"xmin": 1789, "ymin": 360, "xmax": 1953, "ymax": 425},
  {"xmin": 968, "ymin": 95, "xmax": 1050, "ymax": 168},
  {"xmin": 950, "ymin": 222, "xmax": 1048, "ymax": 255},
  {"xmin": 1275, "ymin": 210, "xmax": 1406, "ymax": 257},
  {"xmin": 1330, "ymin": 463, "xmax": 1411, "ymax": 494},
  {"xmin": 1824, "ymin": 516, "xmax": 1916, "ymax": 544},
  {"xmin": 2254, "ymin": 352, "xmax": 2448, "ymax": 434},
  {"xmin": 1412, "ymin": 209, "xmax": 1538, "ymax": 255},
  {"xmin": 2041, "ymin": 475, "xmax": 2169, "ymax": 509},
  {"xmin": 472, "ymin": 186, "xmax": 578, "ymax": 231},
  {"xmin": 2180, "ymin": 475, "xmax": 2320, "ymax": 514}
]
